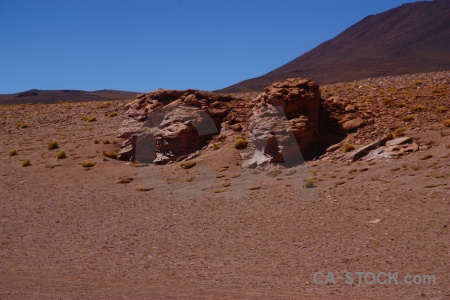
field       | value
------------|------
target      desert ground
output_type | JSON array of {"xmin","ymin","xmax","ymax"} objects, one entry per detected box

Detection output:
[{"xmin": 1, "ymin": 72, "xmax": 449, "ymax": 299}]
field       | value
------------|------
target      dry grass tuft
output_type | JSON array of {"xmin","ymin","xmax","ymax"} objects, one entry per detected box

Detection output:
[
  {"xmin": 56, "ymin": 150, "xmax": 66, "ymax": 159},
  {"xmin": 442, "ymin": 119, "xmax": 450, "ymax": 127},
  {"xmin": 435, "ymin": 106, "xmax": 447, "ymax": 113},
  {"xmin": 96, "ymin": 102, "xmax": 111, "ymax": 109},
  {"xmin": 21, "ymin": 159, "xmax": 31, "ymax": 167},
  {"xmin": 180, "ymin": 160, "xmax": 196, "ymax": 169},
  {"xmin": 81, "ymin": 161, "xmax": 96, "ymax": 168},
  {"xmin": 103, "ymin": 150, "xmax": 117, "ymax": 159},
  {"xmin": 401, "ymin": 115, "xmax": 414, "ymax": 122},
  {"xmin": 247, "ymin": 185, "xmax": 261, "ymax": 190},
  {"xmin": 16, "ymin": 122, "xmax": 28, "ymax": 129},
  {"xmin": 107, "ymin": 111, "xmax": 118, "ymax": 117},
  {"xmin": 343, "ymin": 143, "xmax": 355, "ymax": 153},
  {"xmin": 235, "ymin": 138, "xmax": 248, "ymax": 150},
  {"xmin": 117, "ymin": 177, "xmax": 134, "ymax": 184},
  {"xmin": 420, "ymin": 154, "xmax": 433, "ymax": 160},
  {"xmin": 47, "ymin": 140, "xmax": 59, "ymax": 150},
  {"xmin": 135, "ymin": 187, "xmax": 153, "ymax": 191},
  {"xmin": 9, "ymin": 149, "xmax": 17, "ymax": 156},
  {"xmin": 393, "ymin": 128, "xmax": 406, "ymax": 137},
  {"xmin": 81, "ymin": 116, "xmax": 96, "ymax": 122},
  {"xmin": 303, "ymin": 178, "xmax": 315, "ymax": 188}
]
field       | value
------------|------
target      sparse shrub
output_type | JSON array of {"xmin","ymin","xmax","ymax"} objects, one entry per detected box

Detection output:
[
  {"xmin": 103, "ymin": 150, "xmax": 117, "ymax": 159},
  {"xmin": 382, "ymin": 99, "xmax": 393, "ymax": 106},
  {"xmin": 107, "ymin": 111, "xmax": 118, "ymax": 117},
  {"xmin": 393, "ymin": 128, "xmax": 406, "ymax": 137},
  {"xmin": 94, "ymin": 140, "xmax": 100, "ymax": 144},
  {"xmin": 303, "ymin": 178, "xmax": 315, "ymax": 188},
  {"xmin": 9, "ymin": 149, "xmax": 17, "ymax": 156},
  {"xmin": 81, "ymin": 116, "xmax": 96, "ymax": 122},
  {"xmin": 343, "ymin": 143, "xmax": 355, "ymax": 153},
  {"xmin": 234, "ymin": 138, "xmax": 248, "ymax": 150},
  {"xmin": 442, "ymin": 119, "xmax": 450, "ymax": 127},
  {"xmin": 420, "ymin": 154, "xmax": 433, "ymax": 160},
  {"xmin": 222, "ymin": 182, "xmax": 231, "ymax": 187},
  {"xmin": 401, "ymin": 115, "xmax": 414, "ymax": 122},
  {"xmin": 117, "ymin": 177, "xmax": 134, "ymax": 184},
  {"xmin": 212, "ymin": 143, "xmax": 220, "ymax": 150},
  {"xmin": 56, "ymin": 150, "xmax": 66, "ymax": 159},
  {"xmin": 412, "ymin": 105, "xmax": 426, "ymax": 111},
  {"xmin": 248, "ymin": 185, "xmax": 261, "ymax": 190},
  {"xmin": 96, "ymin": 102, "xmax": 111, "ymax": 109},
  {"xmin": 16, "ymin": 122, "xmax": 28, "ymax": 128},
  {"xmin": 103, "ymin": 140, "xmax": 110, "ymax": 144},
  {"xmin": 135, "ymin": 187, "xmax": 153, "ymax": 191},
  {"xmin": 47, "ymin": 140, "xmax": 59, "ymax": 150},
  {"xmin": 21, "ymin": 159, "xmax": 31, "ymax": 167},
  {"xmin": 81, "ymin": 161, "xmax": 96, "ymax": 168},
  {"xmin": 112, "ymin": 140, "xmax": 118, "ymax": 145},
  {"xmin": 180, "ymin": 160, "xmax": 196, "ymax": 169},
  {"xmin": 436, "ymin": 106, "xmax": 447, "ymax": 113}
]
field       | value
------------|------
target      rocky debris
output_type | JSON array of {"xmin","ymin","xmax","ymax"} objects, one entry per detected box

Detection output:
[
  {"xmin": 348, "ymin": 135, "xmax": 393, "ymax": 162},
  {"xmin": 347, "ymin": 136, "xmax": 418, "ymax": 162},
  {"xmin": 117, "ymin": 89, "xmax": 252, "ymax": 163},
  {"xmin": 242, "ymin": 78, "xmax": 321, "ymax": 167}
]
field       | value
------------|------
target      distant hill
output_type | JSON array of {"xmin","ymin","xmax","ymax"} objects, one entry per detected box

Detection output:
[
  {"xmin": 0, "ymin": 89, "xmax": 140, "ymax": 104},
  {"xmin": 219, "ymin": 0, "xmax": 450, "ymax": 93}
]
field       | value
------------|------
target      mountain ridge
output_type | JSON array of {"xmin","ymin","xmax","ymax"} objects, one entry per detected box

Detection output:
[{"xmin": 219, "ymin": 0, "xmax": 450, "ymax": 93}]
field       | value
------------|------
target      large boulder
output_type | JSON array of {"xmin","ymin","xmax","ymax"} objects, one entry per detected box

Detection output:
[
  {"xmin": 117, "ymin": 89, "xmax": 235, "ymax": 163},
  {"xmin": 243, "ymin": 78, "xmax": 321, "ymax": 167}
]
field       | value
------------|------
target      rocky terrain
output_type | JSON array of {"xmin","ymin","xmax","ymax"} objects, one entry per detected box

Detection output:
[{"xmin": 0, "ymin": 71, "xmax": 449, "ymax": 299}]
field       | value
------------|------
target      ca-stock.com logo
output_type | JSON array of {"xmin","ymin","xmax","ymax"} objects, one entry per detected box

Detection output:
[{"xmin": 134, "ymin": 102, "xmax": 319, "ymax": 202}]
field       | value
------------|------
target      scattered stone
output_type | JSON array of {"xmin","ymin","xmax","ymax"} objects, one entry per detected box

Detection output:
[{"xmin": 342, "ymin": 118, "xmax": 365, "ymax": 132}]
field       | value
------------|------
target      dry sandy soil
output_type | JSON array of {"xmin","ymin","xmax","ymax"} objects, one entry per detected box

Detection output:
[{"xmin": 1, "ymin": 74, "xmax": 449, "ymax": 299}]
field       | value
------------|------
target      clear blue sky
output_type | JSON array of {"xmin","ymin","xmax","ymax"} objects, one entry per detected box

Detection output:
[{"xmin": 0, "ymin": 0, "xmax": 425, "ymax": 94}]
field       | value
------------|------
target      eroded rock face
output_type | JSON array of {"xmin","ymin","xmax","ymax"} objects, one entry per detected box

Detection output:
[
  {"xmin": 118, "ymin": 79, "xmax": 323, "ymax": 166},
  {"xmin": 243, "ymin": 78, "xmax": 321, "ymax": 167},
  {"xmin": 117, "ymin": 89, "xmax": 238, "ymax": 163}
]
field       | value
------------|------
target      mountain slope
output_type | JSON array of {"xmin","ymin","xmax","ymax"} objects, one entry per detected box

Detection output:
[
  {"xmin": 0, "ymin": 89, "xmax": 140, "ymax": 104},
  {"xmin": 220, "ymin": 0, "xmax": 450, "ymax": 93}
]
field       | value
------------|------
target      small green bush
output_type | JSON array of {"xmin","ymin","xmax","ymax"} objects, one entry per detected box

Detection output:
[{"xmin": 47, "ymin": 140, "xmax": 59, "ymax": 150}]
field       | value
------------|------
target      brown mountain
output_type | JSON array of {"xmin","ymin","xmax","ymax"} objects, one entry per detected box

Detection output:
[
  {"xmin": 219, "ymin": 0, "xmax": 450, "ymax": 93},
  {"xmin": 0, "ymin": 89, "xmax": 140, "ymax": 104}
]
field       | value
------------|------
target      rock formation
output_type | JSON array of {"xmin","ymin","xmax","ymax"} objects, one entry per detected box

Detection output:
[
  {"xmin": 117, "ymin": 89, "xmax": 250, "ymax": 163},
  {"xmin": 242, "ymin": 78, "xmax": 321, "ymax": 167}
]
